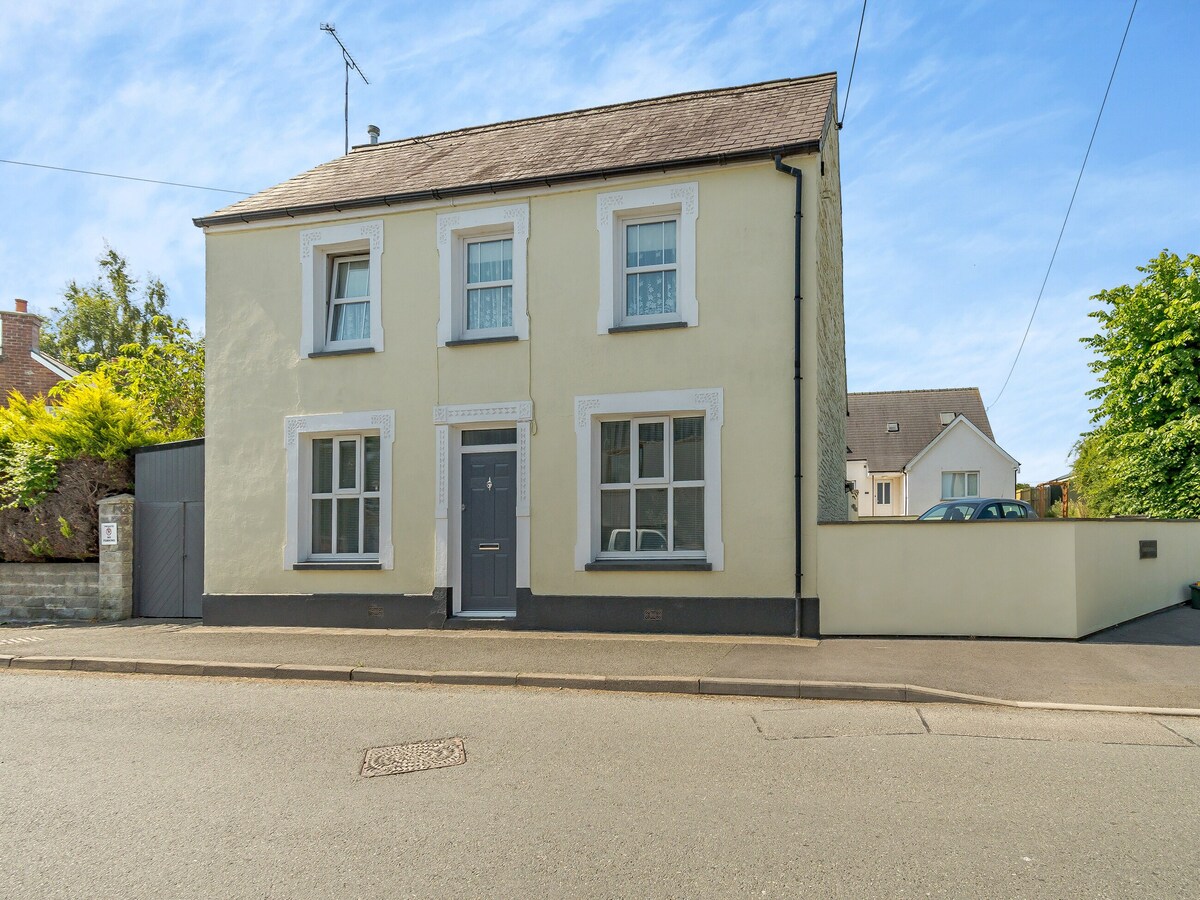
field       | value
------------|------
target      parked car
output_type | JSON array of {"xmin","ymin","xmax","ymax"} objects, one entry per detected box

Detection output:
[{"xmin": 917, "ymin": 499, "xmax": 1037, "ymax": 521}]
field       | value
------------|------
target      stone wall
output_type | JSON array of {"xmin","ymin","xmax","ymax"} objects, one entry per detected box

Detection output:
[
  {"xmin": 816, "ymin": 108, "xmax": 849, "ymax": 523},
  {"xmin": 0, "ymin": 563, "xmax": 100, "ymax": 621},
  {"xmin": 0, "ymin": 494, "xmax": 135, "ymax": 624}
]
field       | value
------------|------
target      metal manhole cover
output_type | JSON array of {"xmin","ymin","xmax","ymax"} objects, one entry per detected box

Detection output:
[{"xmin": 361, "ymin": 738, "xmax": 466, "ymax": 777}]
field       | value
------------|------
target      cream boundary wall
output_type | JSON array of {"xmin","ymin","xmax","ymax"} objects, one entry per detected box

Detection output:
[
  {"xmin": 204, "ymin": 151, "xmax": 838, "ymax": 604},
  {"xmin": 904, "ymin": 420, "xmax": 1018, "ymax": 515},
  {"xmin": 818, "ymin": 520, "xmax": 1200, "ymax": 638}
]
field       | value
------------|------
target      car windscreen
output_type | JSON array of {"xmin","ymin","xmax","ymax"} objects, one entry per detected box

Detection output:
[{"xmin": 919, "ymin": 503, "xmax": 978, "ymax": 521}]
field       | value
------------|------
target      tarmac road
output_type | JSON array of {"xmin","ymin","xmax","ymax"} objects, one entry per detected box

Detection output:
[{"xmin": 3, "ymin": 669, "xmax": 1199, "ymax": 899}]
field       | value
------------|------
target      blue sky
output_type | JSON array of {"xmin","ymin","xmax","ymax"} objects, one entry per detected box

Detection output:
[{"xmin": 2, "ymin": 0, "xmax": 1196, "ymax": 483}]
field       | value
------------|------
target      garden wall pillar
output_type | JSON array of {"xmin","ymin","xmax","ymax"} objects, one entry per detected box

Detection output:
[{"xmin": 97, "ymin": 494, "xmax": 134, "ymax": 621}]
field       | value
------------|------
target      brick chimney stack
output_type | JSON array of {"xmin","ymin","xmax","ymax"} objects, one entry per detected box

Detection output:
[{"xmin": 0, "ymin": 298, "xmax": 66, "ymax": 403}]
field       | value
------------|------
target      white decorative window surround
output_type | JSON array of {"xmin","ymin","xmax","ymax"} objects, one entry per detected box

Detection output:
[
  {"xmin": 284, "ymin": 410, "xmax": 395, "ymax": 569},
  {"xmin": 575, "ymin": 388, "xmax": 722, "ymax": 570},
  {"xmin": 436, "ymin": 204, "xmax": 529, "ymax": 346},
  {"xmin": 596, "ymin": 182, "xmax": 698, "ymax": 333},
  {"xmin": 300, "ymin": 219, "xmax": 384, "ymax": 356},
  {"xmin": 433, "ymin": 402, "xmax": 533, "ymax": 606}
]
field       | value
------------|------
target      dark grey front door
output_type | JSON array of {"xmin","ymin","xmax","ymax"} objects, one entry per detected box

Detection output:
[{"xmin": 461, "ymin": 451, "xmax": 517, "ymax": 613}]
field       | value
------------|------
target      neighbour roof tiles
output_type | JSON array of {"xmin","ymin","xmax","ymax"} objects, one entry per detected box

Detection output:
[
  {"xmin": 846, "ymin": 388, "xmax": 996, "ymax": 472},
  {"xmin": 195, "ymin": 73, "xmax": 837, "ymax": 227}
]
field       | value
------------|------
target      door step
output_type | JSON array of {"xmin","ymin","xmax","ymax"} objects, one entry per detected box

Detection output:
[{"xmin": 444, "ymin": 617, "xmax": 517, "ymax": 630}]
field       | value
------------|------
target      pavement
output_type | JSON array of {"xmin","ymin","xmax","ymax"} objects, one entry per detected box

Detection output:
[{"xmin": 4, "ymin": 604, "xmax": 1200, "ymax": 712}]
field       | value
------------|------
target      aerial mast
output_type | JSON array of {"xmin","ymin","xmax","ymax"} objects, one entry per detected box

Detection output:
[{"xmin": 319, "ymin": 23, "xmax": 369, "ymax": 155}]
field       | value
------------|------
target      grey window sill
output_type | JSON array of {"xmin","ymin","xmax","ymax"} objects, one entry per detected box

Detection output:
[
  {"xmin": 307, "ymin": 347, "xmax": 377, "ymax": 358},
  {"xmin": 608, "ymin": 321, "xmax": 688, "ymax": 334},
  {"xmin": 445, "ymin": 335, "xmax": 520, "ymax": 347},
  {"xmin": 585, "ymin": 559, "xmax": 712, "ymax": 572},
  {"xmin": 292, "ymin": 562, "xmax": 382, "ymax": 571}
]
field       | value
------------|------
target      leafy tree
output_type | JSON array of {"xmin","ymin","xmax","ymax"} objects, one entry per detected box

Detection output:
[
  {"xmin": 92, "ymin": 322, "xmax": 205, "ymax": 440},
  {"xmin": 1073, "ymin": 251, "xmax": 1200, "ymax": 517},
  {"xmin": 40, "ymin": 245, "xmax": 179, "ymax": 370},
  {"xmin": 0, "ymin": 374, "xmax": 165, "ymax": 464}
]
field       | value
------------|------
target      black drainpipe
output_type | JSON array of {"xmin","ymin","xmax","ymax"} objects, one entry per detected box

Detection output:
[{"xmin": 774, "ymin": 154, "xmax": 812, "ymax": 638}]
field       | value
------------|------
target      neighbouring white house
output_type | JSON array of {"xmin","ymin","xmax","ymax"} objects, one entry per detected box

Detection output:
[{"xmin": 845, "ymin": 388, "xmax": 1019, "ymax": 518}]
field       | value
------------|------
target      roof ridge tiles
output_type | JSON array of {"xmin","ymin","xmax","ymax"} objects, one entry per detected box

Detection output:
[
  {"xmin": 849, "ymin": 387, "xmax": 981, "ymax": 396},
  {"xmin": 352, "ymin": 73, "xmax": 838, "ymax": 153}
]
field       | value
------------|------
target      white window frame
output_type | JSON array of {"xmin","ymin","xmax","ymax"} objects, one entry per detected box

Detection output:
[
  {"xmin": 284, "ymin": 410, "xmax": 394, "ymax": 569},
  {"xmin": 299, "ymin": 220, "xmax": 384, "ymax": 356},
  {"xmin": 437, "ymin": 204, "xmax": 529, "ymax": 346},
  {"xmin": 575, "ymin": 388, "xmax": 722, "ymax": 570},
  {"xmin": 596, "ymin": 182, "xmax": 697, "ymax": 333},
  {"xmin": 325, "ymin": 254, "xmax": 373, "ymax": 347},
  {"xmin": 941, "ymin": 471, "xmax": 980, "ymax": 500},
  {"xmin": 619, "ymin": 215, "xmax": 682, "ymax": 327},
  {"xmin": 461, "ymin": 235, "xmax": 515, "ymax": 340},
  {"xmin": 596, "ymin": 414, "xmax": 707, "ymax": 560},
  {"xmin": 306, "ymin": 433, "xmax": 382, "ymax": 560}
]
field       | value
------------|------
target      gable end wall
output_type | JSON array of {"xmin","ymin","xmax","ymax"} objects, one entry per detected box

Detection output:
[{"xmin": 816, "ymin": 114, "xmax": 848, "ymax": 523}]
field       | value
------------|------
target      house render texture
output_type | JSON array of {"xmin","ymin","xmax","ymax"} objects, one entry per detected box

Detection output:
[
  {"xmin": 846, "ymin": 388, "xmax": 1019, "ymax": 518},
  {"xmin": 195, "ymin": 74, "xmax": 848, "ymax": 636}
]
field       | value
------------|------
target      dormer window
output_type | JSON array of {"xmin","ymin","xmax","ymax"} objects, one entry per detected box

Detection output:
[{"xmin": 886, "ymin": 422, "xmax": 899, "ymax": 433}]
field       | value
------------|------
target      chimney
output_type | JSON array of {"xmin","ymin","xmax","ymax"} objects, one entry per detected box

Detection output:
[
  {"xmin": 367, "ymin": 125, "xmax": 380, "ymax": 145},
  {"xmin": 1, "ymin": 299, "xmax": 41, "ymax": 355}
]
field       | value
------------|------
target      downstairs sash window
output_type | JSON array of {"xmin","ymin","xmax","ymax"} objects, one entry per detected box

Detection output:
[
  {"xmin": 598, "ymin": 415, "xmax": 705, "ymax": 557},
  {"xmin": 308, "ymin": 434, "xmax": 381, "ymax": 558}
]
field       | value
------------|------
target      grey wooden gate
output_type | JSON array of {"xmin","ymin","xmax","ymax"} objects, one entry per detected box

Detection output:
[{"xmin": 133, "ymin": 439, "xmax": 205, "ymax": 618}]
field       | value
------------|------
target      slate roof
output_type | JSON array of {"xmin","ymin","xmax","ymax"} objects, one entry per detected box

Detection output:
[
  {"xmin": 194, "ymin": 73, "xmax": 837, "ymax": 228},
  {"xmin": 846, "ymin": 388, "xmax": 996, "ymax": 472}
]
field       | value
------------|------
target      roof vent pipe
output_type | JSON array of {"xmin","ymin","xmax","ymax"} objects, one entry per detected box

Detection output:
[
  {"xmin": 367, "ymin": 125, "xmax": 380, "ymax": 145},
  {"xmin": 14, "ymin": 298, "xmax": 28, "ymax": 313}
]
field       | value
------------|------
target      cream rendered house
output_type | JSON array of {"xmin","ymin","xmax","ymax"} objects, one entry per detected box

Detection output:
[
  {"xmin": 195, "ymin": 75, "xmax": 848, "ymax": 636},
  {"xmin": 846, "ymin": 388, "xmax": 1019, "ymax": 518}
]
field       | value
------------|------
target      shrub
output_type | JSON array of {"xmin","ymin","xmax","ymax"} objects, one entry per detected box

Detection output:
[{"xmin": 0, "ymin": 374, "xmax": 160, "ymax": 561}]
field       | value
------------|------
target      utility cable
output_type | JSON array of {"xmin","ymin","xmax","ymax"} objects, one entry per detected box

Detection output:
[
  {"xmin": 988, "ymin": 0, "xmax": 1137, "ymax": 411},
  {"xmin": 839, "ymin": 0, "xmax": 867, "ymax": 128},
  {"xmin": 0, "ymin": 158, "xmax": 251, "ymax": 195}
]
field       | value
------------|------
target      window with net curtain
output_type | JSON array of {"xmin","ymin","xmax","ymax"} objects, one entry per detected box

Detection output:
[
  {"xmin": 309, "ymin": 434, "xmax": 381, "ymax": 557},
  {"xmin": 328, "ymin": 256, "xmax": 371, "ymax": 343},
  {"xmin": 598, "ymin": 415, "xmax": 705, "ymax": 555},
  {"xmin": 942, "ymin": 471, "xmax": 980, "ymax": 499},
  {"xmin": 623, "ymin": 219, "xmax": 678, "ymax": 321},
  {"xmin": 465, "ymin": 238, "xmax": 513, "ymax": 332}
]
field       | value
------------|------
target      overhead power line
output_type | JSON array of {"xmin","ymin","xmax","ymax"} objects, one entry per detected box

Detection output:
[
  {"xmin": 988, "ymin": 0, "xmax": 1138, "ymax": 411},
  {"xmin": 839, "ymin": 0, "xmax": 867, "ymax": 128},
  {"xmin": 0, "ymin": 158, "xmax": 251, "ymax": 195}
]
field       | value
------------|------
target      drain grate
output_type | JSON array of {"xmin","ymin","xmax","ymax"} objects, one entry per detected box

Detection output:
[
  {"xmin": 361, "ymin": 738, "xmax": 466, "ymax": 777},
  {"xmin": 0, "ymin": 636, "xmax": 45, "ymax": 646}
]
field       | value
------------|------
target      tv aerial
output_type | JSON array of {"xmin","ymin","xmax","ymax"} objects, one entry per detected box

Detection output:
[{"xmin": 320, "ymin": 23, "xmax": 369, "ymax": 155}]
